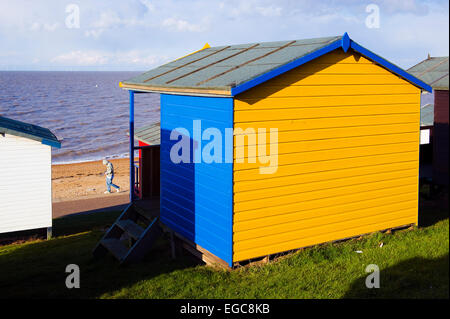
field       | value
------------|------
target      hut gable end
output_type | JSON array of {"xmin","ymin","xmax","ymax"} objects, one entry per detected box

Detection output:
[{"xmin": 232, "ymin": 49, "xmax": 421, "ymax": 262}]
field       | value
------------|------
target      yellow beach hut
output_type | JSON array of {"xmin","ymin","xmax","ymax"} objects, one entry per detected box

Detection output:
[{"xmin": 96, "ymin": 34, "xmax": 432, "ymax": 267}]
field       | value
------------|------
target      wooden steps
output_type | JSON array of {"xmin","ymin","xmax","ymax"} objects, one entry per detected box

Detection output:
[
  {"xmin": 116, "ymin": 220, "xmax": 144, "ymax": 240},
  {"xmin": 100, "ymin": 238, "xmax": 128, "ymax": 260},
  {"xmin": 92, "ymin": 199, "xmax": 161, "ymax": 264}
]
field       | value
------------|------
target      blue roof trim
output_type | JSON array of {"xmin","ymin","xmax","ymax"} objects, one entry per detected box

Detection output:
[
  {"xmin": 341, "ymin": 32, "xmax": 350, "ymax": 53},
  {"xmin": 231, "ymin": 33, "xmax": 432, "ymax": 96},
  {"xmin": 231, "ymin": 39, "xmax": 342, "ymax": 96},
  {"xmin": 42, "ymin": 138, "xmax": 61, "ymax": 148},
  {"xmin": 350, "ymin": 41, "xmax": 433, "ymax": 92}
]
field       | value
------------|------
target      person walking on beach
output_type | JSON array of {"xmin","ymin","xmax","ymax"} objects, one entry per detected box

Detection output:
[{"xmin": 103, "ymin": 159, "xmax": 120, "ymax": 194}]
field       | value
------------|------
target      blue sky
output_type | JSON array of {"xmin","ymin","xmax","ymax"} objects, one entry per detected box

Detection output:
[{"xmin": 0, "ymin": 0, "xmax": 448, "ymax": 71}]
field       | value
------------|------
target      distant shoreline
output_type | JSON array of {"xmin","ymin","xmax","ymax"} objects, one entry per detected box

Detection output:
[{"xmin": 52, "ymin": 152, "xmax": 131, "ymax": 165}]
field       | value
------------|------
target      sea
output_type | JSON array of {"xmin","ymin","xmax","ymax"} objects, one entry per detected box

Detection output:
[{"xmin": 0, "ymin": 71, "xmax": 160, "ymax": 164}]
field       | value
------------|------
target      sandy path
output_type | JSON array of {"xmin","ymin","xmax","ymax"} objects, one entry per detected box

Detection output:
[{"xmin": 52, "ymin": 158, "xmax": 131, "ymax": 202}]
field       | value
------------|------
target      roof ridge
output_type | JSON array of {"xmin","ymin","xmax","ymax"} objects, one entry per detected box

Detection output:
[{"xmin": 206, "ymin": 35, "xmax": 341, "ymax": 50}]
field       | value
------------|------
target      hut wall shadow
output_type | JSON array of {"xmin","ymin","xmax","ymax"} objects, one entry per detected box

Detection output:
[
  {"xmin": 343, "ymin": 253, "xmax": 449, "ymax": 298},
  {"xmin": 160, "ymin": 128, "xmax": 196, "ymax": 243}
]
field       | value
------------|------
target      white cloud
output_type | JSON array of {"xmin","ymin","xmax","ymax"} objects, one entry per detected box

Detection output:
[
  {"xmin": 30, "ymin": 23, "xmax": 40, "ymax": 31},
  {"xmin": 221, "ymin": 0, "xmax": 283, "ymax": 18},
  {"xmin": 84, "ymin": 29, "xmax": 104, "ymax": 38},
  {"xmin": 29, "ymin": 22, "xmax": 60, "ymax": 32},
  {"xmin": 161, "ymin": 18, "xmax": 205, "ymax": 32},
  {"xmin": 115, "ymin": 50, "xmax": 169, "ymax": 66},
  {"xmin": 51, "ymin": 51, "xmax": 109, "ymax": 65},
  {"xmin": 0, "ymin": 0, "xmax": 447, "ymax": 71},
  {"xmin": 255, "ymin": 5, "xmax": 282, "ymax": 17},
  {"xmin": 380, "ymin": 0, "xmax": 429, "ymax": 15},
  {"xmin": 44, "ymin": 23, "xmax": 59, "ymax": 31},
  {"xmin": 140, "ymin": 0, "xmax": 156, "ymax": 12},
  {"xmin": 92, "ymin": 11, "xmax": 123, "ymax": 29},
  {"xmin": 51, "ymin": 50, "xmax": 169, "ymax": 68}
]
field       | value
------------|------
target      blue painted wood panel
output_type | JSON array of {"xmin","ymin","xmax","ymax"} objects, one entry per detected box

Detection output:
[{"xmin": 160, "ymin": 94, "xmax": 233, "ymax": 266}]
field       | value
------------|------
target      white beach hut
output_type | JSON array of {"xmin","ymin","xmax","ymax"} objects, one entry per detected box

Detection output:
[{"xmin": 0, "ymin": 116, "xmax": 61, "ymax": 238}]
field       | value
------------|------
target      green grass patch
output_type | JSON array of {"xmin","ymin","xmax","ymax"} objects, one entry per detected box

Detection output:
[{"xmin": 0, "ymin": 208, "xmax": 448, "ymax": 299}]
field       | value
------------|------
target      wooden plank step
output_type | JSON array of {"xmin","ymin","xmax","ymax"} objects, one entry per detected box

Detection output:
[
  {"xmin": 101, "ymin": 238, "xmax": 128, "ymax": 261},
  {"xmin": 116, "ymin": 220, "xmax": 144, "ymax": 240},
  {"xmin": 121, "ymin": 217, "xmax": 162, "ymax": 264},
  {"xmin": 133, "ymin": 204, "xmax": 159, "ymax": 221}
]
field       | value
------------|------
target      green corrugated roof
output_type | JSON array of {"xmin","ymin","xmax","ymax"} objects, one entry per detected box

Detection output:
[
  {"xmin": 420, "ymin": 103, "xmax": 434, "ymax": 127},
  {"xmin": 134, "ymin": 122, "xmax": 160, "ymax": 145},
  {"xmin": 121, "ymin": 36, "xmax": 342, "ymax": 94},
  {"xmin": 0, "ymin": 116, "xmax": 61, "ymax": 148},
  {"xmin": 408, "ymin": 56, "xmax": 449, "ymax": 90}
]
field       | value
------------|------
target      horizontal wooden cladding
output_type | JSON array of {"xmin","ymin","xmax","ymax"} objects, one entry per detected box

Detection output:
[
  {"xmin": 234, "ymin": 123, "xmax": 418, "ymax": 145},
  {"xmin": 279, "ymin": 62, "xmax": 395, "ymax": 75},
  {"xmin": 239, "ymin": 83, "xmax": 418, "ymax": 99},
  {"xmin": 234, "ymin": 191, "xmax": 417, "ymax": 233},
  {"xmin": 234, "ymin": 199, "xmax": 417, "ymax": 243},
  {"xmin": 234, "ymin": 113, "xmax": 419, "ymax": 132},
  {"xmin": 234, "ymin": 160, "xmax": 418, "ymax": 192},
  {"xmin": 234, "ymin": 132, "xmax": 418, "ymax": 159},
  {"xmin": 234, "ymin": 175, "xmax": 417, "ymax": 213},
  {"xmin": 234, "ymin": 104, "xmax": 418, "ymax": 123},
  {"xmin": 234, "ymin": 142, "xmax": 418, "ymax": 172},
  {"xmin": 233, "ymin": 210, "xmax": 416, "ymax": 261},
  {"xmin": 235, "ymin": 94, "xmax": 419, "ymax": 110},
  {"xmin": 234, "ymin": 151, "xmax": 418, "ymax": 182},
  {"xmin": 234, "ymin": 183, "xmax": 417, "ymax": 223},
  {"xmin": 234, "ymin": 168, "xmax": 417, "ymax": 203},
  {"xmin": 261, "ymin": 74, "xmax": 409, "ymax": 87}
]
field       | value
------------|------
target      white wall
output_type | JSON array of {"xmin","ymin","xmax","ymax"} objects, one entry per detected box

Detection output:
[{"xmin": 0, "ymin": 134, "xmax": 52, "ymax": 233}]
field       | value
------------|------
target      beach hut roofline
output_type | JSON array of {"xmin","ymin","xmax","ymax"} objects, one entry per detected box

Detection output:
[
  {"xmin": 408, "ymin": 56, "xmax": 449, "ymax": 91},
  {"xmin": 0, "ymin": 116, "xmax": 61, "ymax": 148},
  {"xmin": 120, "ymin": 33, "xmax": 432, "ymax": 96}
]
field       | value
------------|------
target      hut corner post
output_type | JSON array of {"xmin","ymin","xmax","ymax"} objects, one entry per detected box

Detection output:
[{"xmin": 129, "ymin": 90, "xmax": 135, "ymax": 202}]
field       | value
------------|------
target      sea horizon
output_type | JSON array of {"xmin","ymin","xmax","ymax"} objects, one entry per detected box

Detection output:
[{"xmin": 0, "ymin": 71, "xmax": 160, "ymax": 164}]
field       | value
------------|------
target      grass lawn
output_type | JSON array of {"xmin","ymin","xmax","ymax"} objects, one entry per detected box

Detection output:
[{"xmin": 0, "ymin": 206, "xmax": 448, "ymax": 299}]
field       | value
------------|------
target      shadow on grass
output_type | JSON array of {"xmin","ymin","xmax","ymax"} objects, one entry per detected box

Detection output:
[
  {"xmin": 0, "ymin": 211, "xmax": 199, "ymax": 299},
  {"xmin": 53, "ymin": 210, "xmax": 122, "ymax": 237},
  {"xmin": 343, "ymin": 253, "xmax": 449, "ymax": 299}
]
